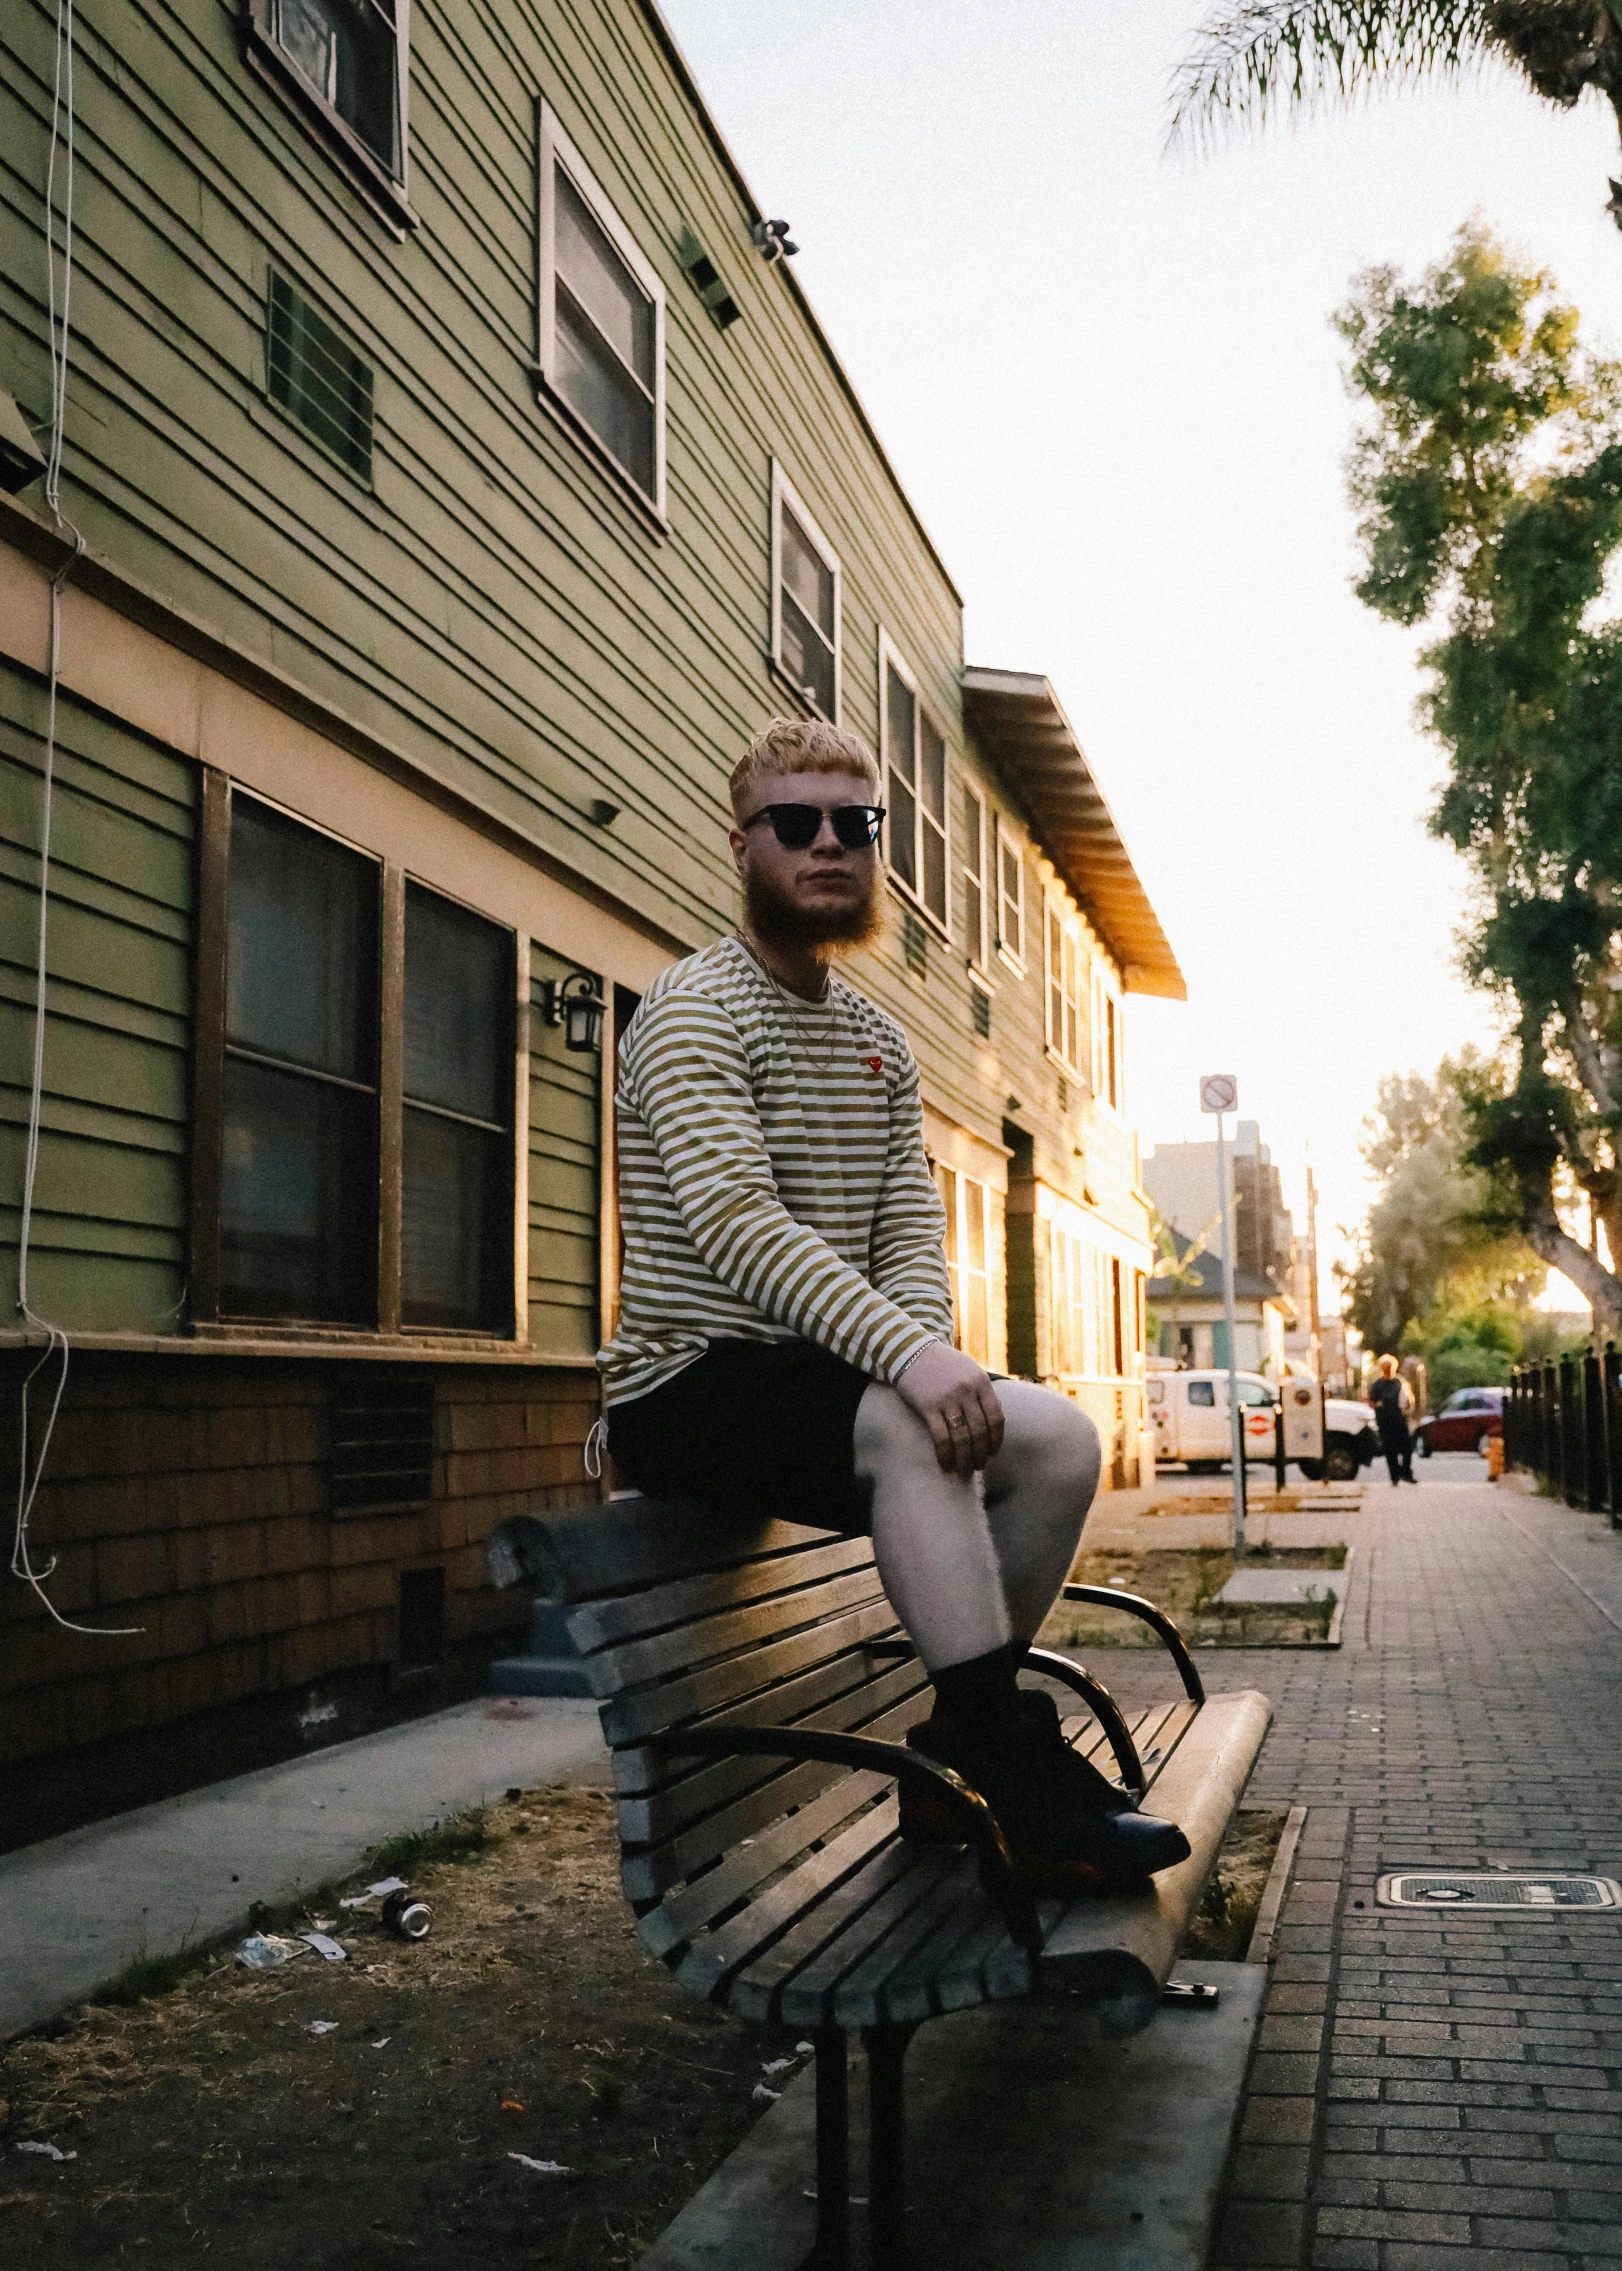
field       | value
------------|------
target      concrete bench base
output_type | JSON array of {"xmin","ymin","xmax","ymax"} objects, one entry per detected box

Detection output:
[{"xmin": 637, "ymin": 1957, "xmax": 1265, "ymax": 2271}]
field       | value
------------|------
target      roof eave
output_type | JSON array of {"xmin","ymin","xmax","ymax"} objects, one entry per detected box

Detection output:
[{"xmin": 961, "ymin": 668, "xmax": 1185, "ymax": 1001}]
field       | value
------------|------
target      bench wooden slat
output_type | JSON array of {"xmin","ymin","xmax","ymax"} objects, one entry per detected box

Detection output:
[
  {"xmin": 609, "ymin": 1650, "xmax": 927, "ymax": 1799},
  {"xmin": 601, "ymin": 1598, "xmax": 902, "ymax": 1745},
  {"xmin": 1139, "ymin": 1699, "xmax": 1201, "ymax": 1779},
  {"xmin": 512, "ymin": 1496, "xmax": 839, "ymax": 1604},
  {"xmin": 675, "ymin": 1795, "xmax": 902, "ymax": 2000},
  {"xmin": 725, "ymin": 1836, "xmax": 926, "ymax": 2026},
  {"xmin": 822, "ymin": 1859, "xmax": 990, "ymax": 2031},
  {"xmin": 622, "ymin": 1689, "xmax": 937, "ymax": 1900},
  {"xmin": 615, "ymin": 1660, "xmax": 930, "ymax": 1845},
  {"xmin": 639, "ymin": 1768, "xmax": 891, "ymax": 1959},
  {"xmin": 568, "ymin": 1536, "xmax": 877, "ymax": 1653},
  {"xmin": 883, "ymin": 1891, "xmax": 1012, "ymax": 2024},
  {"xmin": 582, "ymin": 1565, "xmax": 889, "ymax": 1699}
]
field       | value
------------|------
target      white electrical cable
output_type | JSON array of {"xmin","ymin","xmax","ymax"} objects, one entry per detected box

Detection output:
[{"xmin": 11, "ymin": 0, "xmax": 139, "ymax": 1636}]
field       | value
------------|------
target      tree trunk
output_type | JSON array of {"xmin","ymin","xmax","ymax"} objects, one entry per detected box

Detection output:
[{"xmin": 1526, "ymin": 1203, "xmax": 1622, "ymax": 1336}]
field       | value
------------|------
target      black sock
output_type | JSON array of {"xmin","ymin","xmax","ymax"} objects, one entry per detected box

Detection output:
[{"xmin": 931, "ymin": 1642, "xmax": 1021, "ymax": 1738}]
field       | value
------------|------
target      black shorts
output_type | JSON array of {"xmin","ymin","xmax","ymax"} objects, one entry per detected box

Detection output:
[{"xmin": 605, "ymin": 1340, "xmax": 875, "ymax": 1534}]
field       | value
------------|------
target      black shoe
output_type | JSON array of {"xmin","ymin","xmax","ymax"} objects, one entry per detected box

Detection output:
[{"xmin": 903, "ymin": 1690, "xmax": 1191, "ymax": 1887}]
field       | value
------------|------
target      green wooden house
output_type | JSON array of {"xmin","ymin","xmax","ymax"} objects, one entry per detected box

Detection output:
[{"xmin": 0, "ymin": 0, "xmax": 1181, "ymax": 1822}]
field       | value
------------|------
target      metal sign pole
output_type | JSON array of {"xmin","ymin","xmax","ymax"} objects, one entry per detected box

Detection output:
[{"xmin": 1216, "ymin": 1111, "xmax": 1246, "ymax": 1558}]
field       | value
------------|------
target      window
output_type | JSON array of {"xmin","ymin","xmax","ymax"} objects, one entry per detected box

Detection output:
[
  {"xmin": 881, "ymin": 641, "xmax": 947, "ymax": 928},
  {"xmin": 1093, "ymin": 969, "xmax": 1122, "ymax": 1110},
  {"xmin": 772, "ymin": 468, "xmax": 840, "ymax": 719},
  {"xmin": 267, "ymin": 275, "xmax": 374, "ymax": 479},
  {"xmin": 221, "ymin": 797, "xmax": 379, "ymax": 1322},
  {"xmin": 1045, "ymin": 902, "xmax": 1085, "ymax": 1075},
  {"xmin": 204, "ymin": 789, "xmax": 515, "ymax": 1337},
  {"xmin": 1050, "ymin": 1225, "xmax": 1094, "ymax": 1379},
  {"xmin": 934, "ymin": 1163, "xmax": 993, "ymax": 1366},
  {"xmin": 1187, "ymin": 1379, "xmax": 1216, "ymax": 1407},
  {"xmin": 962, "ymin": 786, "xmax": 987, "ymax": 967},
  {"xmin": 247, "ymin": 0, "xmax": 409, "ymax": 193},
  {"xmin": 403, "ymin": 887, "xmax": 514, "ymax": 1330},
  {"xmin": 538, "ymin": 104, "xmax": 666, "ymax": 514},
  {"xmin": 996, "ymin": 819, "xmax": 1024, "ymax": 970},
  {"xmin": 1236, "ymin": 1379, "xmax": 1276, "ymax": 1407}
]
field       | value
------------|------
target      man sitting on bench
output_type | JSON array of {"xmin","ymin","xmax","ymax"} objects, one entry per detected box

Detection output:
[{"xmin": 599, "ymin": 717, "xmax": 1189, "ymax": 1888}]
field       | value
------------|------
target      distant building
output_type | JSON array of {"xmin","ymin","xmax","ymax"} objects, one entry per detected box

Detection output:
[{"xmin": 1145, "ymin": 1231, "xmax": 1290, "ymax": 1377}]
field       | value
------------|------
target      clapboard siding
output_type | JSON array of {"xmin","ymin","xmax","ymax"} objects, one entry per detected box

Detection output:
[
  {"xmin": 528, "ymin": 945, "xmax": 602, "ymax": 1358},
  {"xmin": 0, "ymin": 663, "xmax": 193, "ymax": 1332}
]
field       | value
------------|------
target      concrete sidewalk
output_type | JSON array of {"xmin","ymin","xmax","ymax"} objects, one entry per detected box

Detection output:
[{"xmin": 0, "ymin": 1692, "xmax": 609, "ymax": 2043}]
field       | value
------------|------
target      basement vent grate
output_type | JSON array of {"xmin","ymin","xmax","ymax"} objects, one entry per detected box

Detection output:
[
  {"xmin": 902, "ymin": 908, "xmax": 927, "ymax": 979},
  {"xmin": 330, "ymin": 1374, "xmax": 435, "ymax": 1511},
  {"xmin": 1379, "ymin": 1872, "xmax": 1621, "ymax": 1911},
  {"xmin": 970, "ymin": 985, "xmax": 991, "ymax": 1040}
]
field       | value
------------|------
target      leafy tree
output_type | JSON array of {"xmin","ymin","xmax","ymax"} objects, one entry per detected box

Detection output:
[
  {"xmin": 1337, "ymin": 225, "xmax": 1622, "ymax": 1329},
  {"xmin": 1173, "ymin": 2, "xmax": 1622, "ymax": 222},
  {"xmin": 1340, "ymin": 1047, "xmax": 1543, "ymax": 1351}
]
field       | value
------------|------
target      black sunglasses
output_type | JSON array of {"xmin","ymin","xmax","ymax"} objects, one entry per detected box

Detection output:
[{"xmin": 741, "ymin": 802, "xmax": 885, "ymax": 850}]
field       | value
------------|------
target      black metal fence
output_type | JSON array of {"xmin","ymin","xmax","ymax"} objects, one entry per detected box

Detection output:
[{"xmin": 1506, "ymin": 1351, "xmax": 1622, "ymax": 1524}]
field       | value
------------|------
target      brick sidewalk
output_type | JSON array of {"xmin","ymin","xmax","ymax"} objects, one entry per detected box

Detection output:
[{"xmin": 1179, "ymin": 1474, "xmax": 1622, "ymax": 2269}]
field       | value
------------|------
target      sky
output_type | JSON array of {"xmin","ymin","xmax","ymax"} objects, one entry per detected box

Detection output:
[{"xmin": 661, "ymin": 0, "xmax": 1622, "ymax": 1305}]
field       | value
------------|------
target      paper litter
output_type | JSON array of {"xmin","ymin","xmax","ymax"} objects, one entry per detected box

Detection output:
[
  {"xmin": 236, "ymin": 1934, "xmax": 310, "ymax": 1971},
  {"xmin": 305, "ymin": 2020, "xmax": 339, "ymax": 2036},
  {"xmin": 751, "ymin": 2083, "xmax": 781, "ymax": 2103},
  {"xmin": 760, "ymin": 2058, "xmax": 795, "ymax": 2077},
  {"xmin": 509, "ymin": 2153, "xmax": 571, "ymax": 2176},
  {"xmin": 16, "ymin": 2142, "xmax": 76, "ymax": 2162},
  {"xmin": 339, "ymin": 1876, "xmax": 408, "ymax": 1910},
  {"xmin": 303, "ymin": 1933, "xmax": 347, "ymax": 1962}
]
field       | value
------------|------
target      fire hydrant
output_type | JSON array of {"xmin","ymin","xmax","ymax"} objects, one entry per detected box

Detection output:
[{"xmin": 1486, "ymin": 1434, "xmax": 1505, "ymax": 1482}]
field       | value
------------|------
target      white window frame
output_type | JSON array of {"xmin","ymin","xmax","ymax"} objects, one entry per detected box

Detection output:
[
  {"xmin": 994, "ymin": 814, "xmax": 1024, "ymax": 975},
  {"xmin": 537, "ymin": 101, "xmax": 667, "ymax": 519},
  {"xmin": 1092, "ymin": 965, "xmax": 1123, "ymax": 1114},
  {"xmin": 770, "ymin": 464, "xmax": 842, "ymax": 722},
  {"xmin": 1044, "ymin": 895, "xmax": 1086, "ymax": 1076},
  {"xmin": 962, "ymin": 781, "xmax": 989, "ymax": 970},
  {"xmin": 878, "ymin": 632, "xmax": 950, "ymax": 938},
  {"xmin": 934, "ymin": 1161, "xmax": 994, "ymax": 1367}
]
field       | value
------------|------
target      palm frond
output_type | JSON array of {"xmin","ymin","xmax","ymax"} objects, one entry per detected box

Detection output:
[{"xmin": 1169, "ymin": 0, "xmax": 1492, "ymax": 148}]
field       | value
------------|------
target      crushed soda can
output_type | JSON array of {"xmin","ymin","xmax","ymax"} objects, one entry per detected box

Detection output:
[{"xmin": 381, "ymin": 1888, "xmax": 433, "ymax": 1942}]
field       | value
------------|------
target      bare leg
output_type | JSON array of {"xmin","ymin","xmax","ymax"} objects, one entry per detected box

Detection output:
[{"xmin": 853, "ymin": 1380, "xmax": 1099, "ymax": 1670}]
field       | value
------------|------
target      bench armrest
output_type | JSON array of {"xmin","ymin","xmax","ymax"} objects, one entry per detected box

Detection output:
[
  {"xmin": 1021, "ymin": 1647, "xmax": 1148, "ymax": 1797},
  {"xmin": 646, "ymin": 1723, "xmax": 1042, "ymax": 1954},
  {"xmin": 1060, "ymin": 1586, "xmax": 1205, "ymax": 1705}
]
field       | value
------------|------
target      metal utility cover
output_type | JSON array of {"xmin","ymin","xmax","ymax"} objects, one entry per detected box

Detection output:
[
  {"xmin": 1378, "ymin": 1872, "xmax": 1622, "ymax": 1911},
  {"xmin": 1217, "ymin": 1570, "xmax": 1337, "ymax": 1606}
]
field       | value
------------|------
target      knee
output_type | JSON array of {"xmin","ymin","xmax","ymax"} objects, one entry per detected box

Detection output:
[
  {"xmin": 1000, "ymin": 1383, "xmax": 1100, "ymax": 1494},
  {"xmin": 852, "ymin": 1382, "xmax": 937, "ymax": 1476}
]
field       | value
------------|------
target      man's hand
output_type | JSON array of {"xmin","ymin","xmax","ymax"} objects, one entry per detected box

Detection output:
[{"xmin": 896, "ymin": 1342, "xmax": 1006, "ymax": 1477}]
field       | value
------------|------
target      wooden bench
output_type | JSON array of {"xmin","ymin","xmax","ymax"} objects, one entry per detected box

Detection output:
[{"xmin": 491, "ymin": 1495, "xmax": 1271, "ymax": 2270}]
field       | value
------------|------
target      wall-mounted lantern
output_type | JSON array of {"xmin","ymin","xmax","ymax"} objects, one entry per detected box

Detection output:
[{"xmin": 539, "ymin": 971, "xmax": 606, "ymax": 1053}]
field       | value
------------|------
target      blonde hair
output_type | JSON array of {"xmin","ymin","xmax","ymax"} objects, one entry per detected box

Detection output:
[
  {"xmin": 729, "ymin": 717, "xmax": 880, "ymax": 818},
  {"xmin": 1377, "ymin": 1354, "xmax": 1399, "ymax": 1377}
]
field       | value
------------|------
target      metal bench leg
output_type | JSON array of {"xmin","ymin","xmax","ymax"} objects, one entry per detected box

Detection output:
[
  {"xmin": 800, "ymin": 2026, "xmax": 850, "ymax": 2269},
  {"xmin": 863, "ymin": 2022, "xmax": 917, "ymax": 2271}
]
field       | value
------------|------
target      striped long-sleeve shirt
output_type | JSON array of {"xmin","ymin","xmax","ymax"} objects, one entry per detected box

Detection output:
[{"xmin": 597, "ymin": 933, "xmax": 954, "ymax": 1406}]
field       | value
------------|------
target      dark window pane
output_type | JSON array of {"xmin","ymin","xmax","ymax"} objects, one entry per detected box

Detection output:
[
  {"xmin": 781, "ymin": 509, "xmax": 835, "ymax": 640},
  {"xmin": 402, "ymin": 1110, "xmax": 511, "ymax": 1330},
  {"xmin": 555, "ymin": 167, "xmax": 655, "ymax": 386},
  {"xmin": 781, "ymin": 589, "xmax": 835, "ymax": 715},
  {"xmin": 274, "ymin": 0, "xmax": 398, "ymax": 172},
  {"xmin": 228, "ymin": 797, "xmax": 377, "ymax": 1081},
  {"xmin": 555, "ymin": 283, "xmax": 656, "ymax": 495},
  {"xmin": 220, "ymin": 1056, "xmax": 375, "ymax": 1321},
  {"xmin": 887, "ymin": 666, "xmax": 916, "ymax": 788},
  {"xmin": 964, "ymin": 874, "xmax": 983, "ymax": 961},
  {"xmin": 922, "ymin": 813, "xmax": 946, "ymax": 924},
  {"xmin": 920, "ymin": 716, "xmax": 946, "ymax": 825},
  {"xmin": 266, "ymin": 276, "xmax": 374, "ymax": 477},
  {"xmin": 887, "ymin": 773, "xmax": 917, "ymax": 890},
  {"xmin": 403, "ymin": 887, "xmax": 510, "ymax": 1123}
]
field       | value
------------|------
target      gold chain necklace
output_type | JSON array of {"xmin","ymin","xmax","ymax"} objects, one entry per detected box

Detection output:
[{"xmin": 737, "ymin": 932, "xmax": 844, "ymax": 1065}]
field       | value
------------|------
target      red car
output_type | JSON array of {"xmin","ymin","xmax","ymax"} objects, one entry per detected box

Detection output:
[{"xmin": 1415, "ymin": 1387, "xmax": 1505, "ymax": 1458}]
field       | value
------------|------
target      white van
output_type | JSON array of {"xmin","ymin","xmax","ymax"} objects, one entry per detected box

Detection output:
[{"xmin": 1147, "ymin": 1370, "xmax": 1378, "ymax": 1483}]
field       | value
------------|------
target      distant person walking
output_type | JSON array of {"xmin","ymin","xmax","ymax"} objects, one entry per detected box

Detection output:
[{"xmin": 1370, "ymin": 1355, "xmax": 1416, "ymax": 1485}]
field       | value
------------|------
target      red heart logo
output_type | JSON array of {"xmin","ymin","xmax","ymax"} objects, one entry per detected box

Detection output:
[{"xmin": 865, "ymin": 1056, "xmax": 883, "ymax": 1074}]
